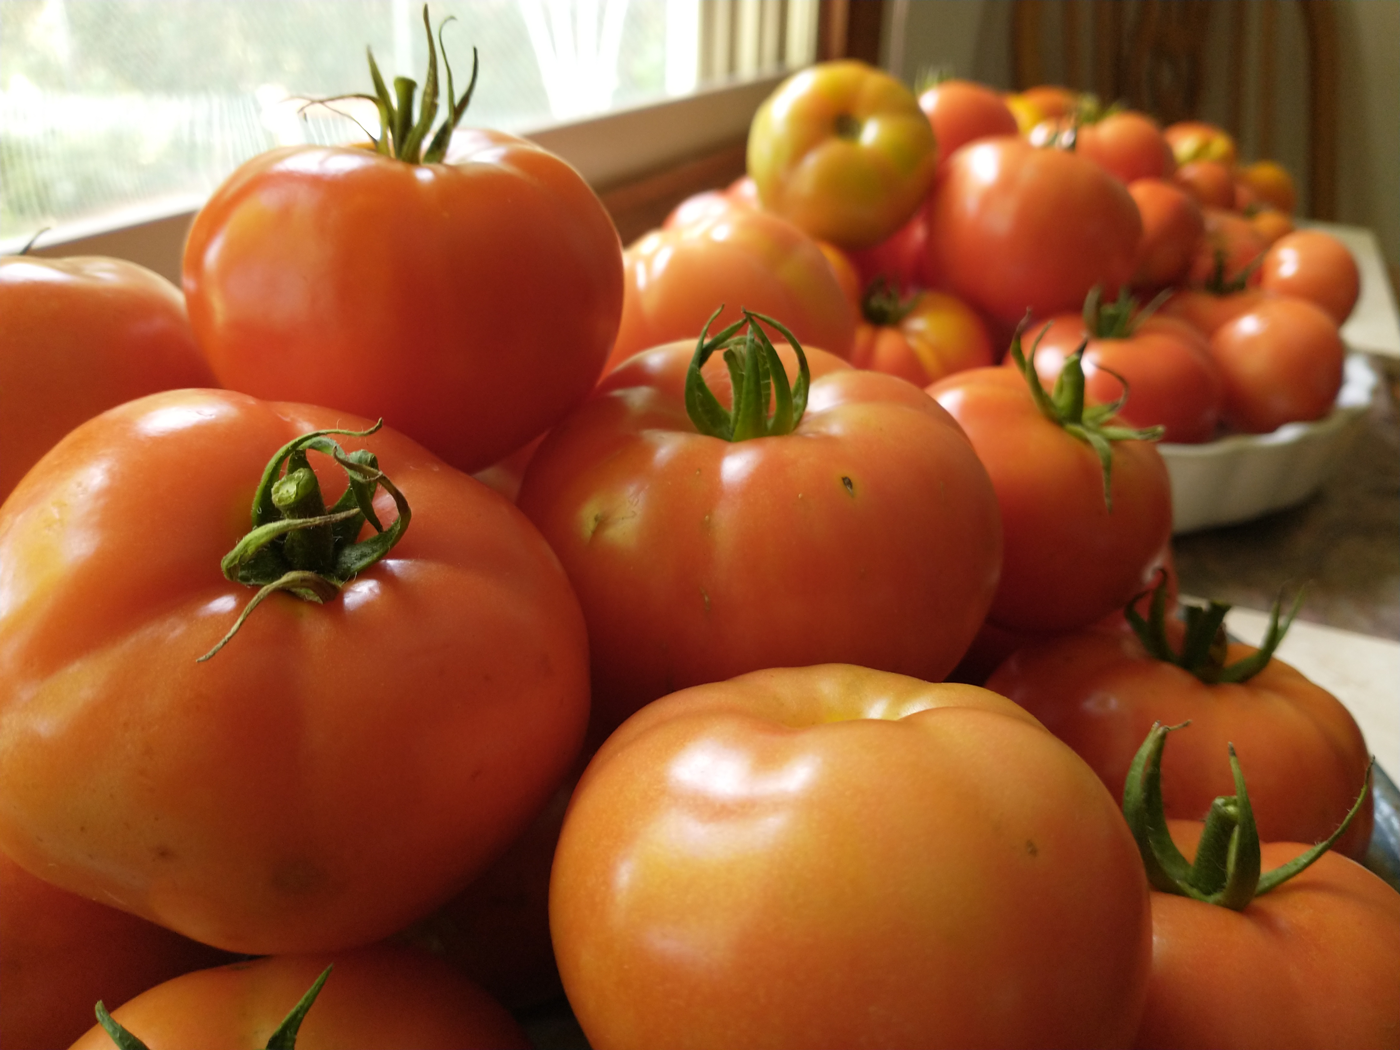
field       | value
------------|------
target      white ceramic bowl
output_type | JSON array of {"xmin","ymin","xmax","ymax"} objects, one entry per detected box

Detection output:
[{"xmin": 1159, "ymin": 351, "xmax": 1379, "ymax": 534}]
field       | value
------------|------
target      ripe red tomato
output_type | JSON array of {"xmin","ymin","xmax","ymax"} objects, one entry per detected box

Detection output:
[
  {"xmin": 0, "ymin": 255, "xmax": 214, "ymax": 502},
  {"xmin": 1173, "ymin": 158, "xmax": 1236, "ymax": 210},
  {"xmin": 184, "ymin": 52, "xmax": 623, "ymax": 475},
  {"xmin": 926, "ymin": 137, "xmax": 1142, "ymax": 324},
  {"xmin": 843, "ymin": 207, "xmax": 930, "ymax": 295},
  {"xmin": 916, "ymin": 77, "xmax": 1019, "ymax": 170},
  {"xmin": 1187, "ymin": 208, "xmax": 1268, "ymax": 289},
  {"xmin": 0, "ymin": 848, "xmax": 231, "ymax": 1050},
  {"xmin": 748, "ymin": 61, "xmax": 938, "ymax": 250},
  {"xmin": 67, "ymin": 945, "xmax": 530, "ymax": 1050},
  {"xmin": 606, "ymin": 209, "xmax": 858, "ymax": 370},
  {"xmin": 1236, "ymin": 158, "xmax": 1298, "ymax": 214},
  {"xmin": 1160, "ymin": 286, "xmax": 1270, "ymax": 337},
  {"xmin": 850, "ymin": 286, "xmax": 993, "ymax": 386},
  {"xmin": 550, "ymin": 665, "xmax": 1152, "ymax": 1050},
  {"xmin": 929, "ymin": 331, "xmax": 1172, "ymax": 634},
  {"xmin": 1128, "ymin": 177, "xmax": 1205, "ymax": 289},
  {"xmin": 0, "ymin": 389, "xmax": 590, "ymax": 954},
  {"xmin": 1209, "ymin": 296, "xmax": 1345, "ymax": 433},
  {"xmin": 518, "ymin": 321, "xmax": 1001, "ymax": 735},
  {"xmin": 1164, "ymin": 120, "xmax": 1237, "ymax": 168},
  {"xmin": 1136, "ymin": 820, "xmax": 1400, "ymax": 1049},
  {"xmin": 1248, "ymin": 205, "xmax": 1295, "ymax": 246},
  {"xmin": 1076, "ymin": 110, "xmax": 1175, "ymax": 183},
  {"xmin": 986, "ymin": 612, "xmax": 1374, "ymax": 858},
  {"xmin": 1259, "ymin": 229, "xmax": 1361, "ymax": 323}
]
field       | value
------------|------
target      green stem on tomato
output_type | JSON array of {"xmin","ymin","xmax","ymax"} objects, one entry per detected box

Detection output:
[
  {"xmin": 861, "ymin": 276, "xmax": 920, "ymax": 327},
  {"xmin": 1121, "ymin": 722, "xmax": 1373, "ymax": 910},
  {"xmin": 197, "ymin": 424, "xmax": 411, "ymax": 663},
  {"xmin": 685, "ymin": 308, "xmax": 811, "ymax": 442}
]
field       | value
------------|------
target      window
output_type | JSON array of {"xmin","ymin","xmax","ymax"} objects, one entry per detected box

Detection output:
[{"xmin": 0, "ymin": 0, "xmax": 818, "ymax": 252}]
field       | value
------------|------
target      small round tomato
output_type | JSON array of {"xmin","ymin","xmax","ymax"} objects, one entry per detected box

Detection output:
[
  {"xmin": 1160, "ymin": 286, "xmax": 1270, "ymax": 337},
  {"xmin": 1187, "ymin": 208, "xmax": 1268, "ymax": 289},
  {"xmin": 68, "ymin": 945, "xmax": 530, "ymax": 1050},
  {"xmin": 916, "ymin": 77, "xmax": 1019, "ymax": 171},
  {"xmin": 606, "ymin": 209, "xmax": 858, "ymax": 370},
  {"xmin": 1164, "ymin": 120, "xmax": 1237, "ymax": 168},
  {"xmin": 1128, "ymin": 177, "xmax": 1206, "ymax": 289},
  {"xmin": 927, "ymin": 137, "xmax": 1142, "ymax": 325},
  {"xmin": 1174, "ymin": 158, "xmax": 1237, "ymax": 210},
  {"xmin": 1259, "ymin": 229, "xmax": 1361, "ymax": 323},
  {"xmin": 550, "ymin": 665, "xmax": 1152, "ymax": 1050},
  {"xmin": 1077, "ymin": 110, "xmax": 1174, "ymax": 183},
  {"xmin": 0, "ymin": 390, "xmax": 590, "ymax": 954},
  {"xmin": 519, "ymin": 318, "xmax": 1001, "ymax": 735},
  {"xmin": 1209, "ymin": 296, "xmax": 1345, "ymax": 433},
  {"xmin": 1236, "ymin": 158, "xmax": 1297, "ymax": 213},
  {"xmin": 0, "ymin": 255, "xmax": 214, "ymax": 502},
  {"xmin": 850, "ymin": 285, "xmax": 994, "ymax": 386},
  {"xmin": 930, "ymin": 329, "xmax": 1172, "ymax": 634},
  {"xmin": 843, "ymin": 207, "xmax": 930, "ymax": 295},
  {"xmin": 1248, "ymin": 205, "xmax": 1295, "ymax": 246},
  {"xmin": 748, "ymin": 60, "xmax": 937, "ymax": 250}
]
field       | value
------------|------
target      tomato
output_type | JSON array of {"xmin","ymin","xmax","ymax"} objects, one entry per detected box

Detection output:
[
  {"xmin": 0, "ymin": 848, "xmax": 231, "ymax": 1050},
  {"xmin": 1236, "ymin": 158, "xmax": 1298, "ymax": 213},
  {"xmin": 1160, "ymin": 286, "xmax": 1270, "ymax": 337},
  {"xmin": 1128, "ymin": 177, "xmax": 1206, "ymax": 289},
  {"xmin": 1173, "ymin": 158, "xmax": 1236, "ymax": 210},
  {"xmin": 0, "ymin": 255, "xmax": 214, "ymax": 503},
  {"xmin": 926, "ymin": 137, "xmax": 1142, "ymax": 325},
  {"xmin": 916, "ymin": 77, "xmax": 1019, "ymax": 171},
  {"xmin": 843, "ymin": 207, "xmax": 930, "ymax": 295},
  {"xmin": 816, "ymin": 240, "xmax": 864, "ymax": 310},
  {"xmin": 1009, "ymin": 84, "xmax": 1082, "ymax": 131},
  {"xmin": 67, "ymin": 945, "xmax": 530, "ymax": 1050},
  {"xmin": 518, "ymin": 318, "xmax": 1001, "ymax": 735},
  {"xmin": 1209, "ymin": 296, "xmax": 1345, "ymax": 433},
  {"xmin": 1248, "ymin": 205, "xmax": 1295, "ymax": 246},
  {"xmin": 1016, "ymin": 303, "xmax": 1224, "ymax": 444},
  {"xmin": 1164, "ymin": 120, "xmax": 1237, "ymax": 168},
  {"xmin": 0, "ymin": 389, "xmax": 590, "ymax": 954},
  {"xmin": 850, "ymin": 285, "xmax": 994, "ymax": 386},
  {"xmin": 747, "ymin": 60, "xmax": 937, "ymax": 250},
  {"xmin": 606, "ymin": 209, "xmax": 858, "ymax": 371},
  {"xmin": 1259, "ymin": 229, "xmax": 1361, "ymax": 323},
  {"xmin": 183, "ymin": 33, "xmax": 622, "ymax": 475},
  {"xmin": 1187, "ymin": 207, "xmax": 1268, "ymax": 290},
  {"xmin": 1137, "ymin": 820, "xmax": 1400, "ymax": 1049},
  {"xmin": 929, "ymin": 328, "xmax": 1172, "ymax": 634},
  {"xmin": 550, "ymin": 664, "xmax": 1152, "ymax": 1050},
  {"xmin": 1076, "ymin": 110, "xmax": 1175, "ymax": 184},
  {"xmin": 986, "ymin": 599, "xmax": 1374, "ymax": 858}
]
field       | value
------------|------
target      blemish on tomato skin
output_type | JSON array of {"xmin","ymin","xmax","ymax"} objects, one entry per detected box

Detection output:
[
  {"xmin": 842, "ymin": 476, "xmax": 855, "ymax": 495},
  {"xmin": 1025, "ymin": 839, "xmax": 1039, "ymax": 857},
  {"xmin": 700, "ymin": 587, "xmax": 711, "ymax": 614}
]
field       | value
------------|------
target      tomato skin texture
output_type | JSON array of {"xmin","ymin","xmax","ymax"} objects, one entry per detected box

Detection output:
[
  {"xmin": 1209, "ymin": 297, "xmax": 1345, "ymax": 433},
  {"xmin": 0, "ymin": 256, "xmax": 214, "ymax": 503},
  {"xmin": 850, "ymin": 289, "xmax": 994, "ymax": 386},
  {"xmin": 0, "ymin": 849, "xmax": 232, "ymax": 1050},
  {"xmin": 0, "ymin": 389, "xmax": 590, "ymax": 954},
  {"xmin": 985, "ymin": 629, "xmax": 1373, "ymax": 859},
  {"xmin": 916, "ymin": 78, "xmax": 1020, "ymax": 171},
  {"xmin": 929, "ymin": 366, "xmax": 1172, "ymax": 634},
  {"xmin": 927, "ymin": 137, "xmax": 1142, "ymax": 324},
  {"xmin": 1133, "ymin": 821, "xmax": 1400, "ymax": 1050},
  {"xmin": 518, "ymin": 342, "xmax": 1002, "ymax": 736},
  {"xmin": 66, "ymin": 945, "xmax": 530, "ymax": 1050},
  {"xmin": 607, "ymin": 209, "xmax": 858, "ymax": 370},
  {"xmin": 550, "ymin": 665, "xmax": 1152, "ymax": 1050},
  {"xmin": 1259, "ymin": 229, "xmax": 1360, "ymax": 324},
  {"xmin": 1128, "ymin": 177, "xmax": 1205, "ymax": 289},
  {"xmin": 183, "ymin": 131, "xmax": 623, "ymax": 475},
  {"xmin": 748, "ymin": 61, "xmax": 938, "ymax": 250}
]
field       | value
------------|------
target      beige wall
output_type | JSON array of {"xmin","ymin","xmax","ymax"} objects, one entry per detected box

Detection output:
[{"xmin": 883, "ymin": 0, "xmax": 1400, "ymax": 279}]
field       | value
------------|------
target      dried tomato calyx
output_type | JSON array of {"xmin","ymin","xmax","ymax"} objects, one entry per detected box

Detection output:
[
  {"xmin": 197, "ymin": 423, "xmax": 411, "ymax": 663},
  {"xmin": 685, "ymin": 308, "xmax": 811, "ymax": 442},
  {"xmin": 1122, "ymin": 722, "xmax": 1372, "ymax": 910},
  {"xmin": 1006, "ymin": 316, "xmax": 1163, "ymax": 511},
  {"xmin": 1124, "ymin": 574, "xmax": 1302, "ymax": 684}
]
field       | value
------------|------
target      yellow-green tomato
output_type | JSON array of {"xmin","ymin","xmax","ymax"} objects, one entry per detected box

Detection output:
[{"xmin": 748, "ymin": 61, "xmax": 938, "ymax": 251}]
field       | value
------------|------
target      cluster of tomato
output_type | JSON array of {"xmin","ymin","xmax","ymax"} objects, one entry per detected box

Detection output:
[{"xmin": 0, "ymin": 29, "xmax": 1397, "ymax": 1050}]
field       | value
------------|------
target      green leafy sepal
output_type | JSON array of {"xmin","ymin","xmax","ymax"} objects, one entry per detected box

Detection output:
[{"xmin": 685, "ymin": 308, "xmax": 811, "ymax": 442}]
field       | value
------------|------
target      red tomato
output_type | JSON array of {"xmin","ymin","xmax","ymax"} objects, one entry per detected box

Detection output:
[
  {"xmin": 1259, "ymin": 229, "xmax": 1361, "ymax": 323},
  {"xmin": 850, "ymin": 286, "xmax": 994, "ymax": 386},
  {"xmin": 1174, "ymin": 159, "xmax": 1236, "ymax": 210},
  {"xmin": 518, "ymin": 323, "xmax": 1001, "ymax": 735},
  {"xmin": 747, "ymin": 61, "xmax": 938, "ymax": 249},
  {"xmin": 926, "ymin": 137, "xmax": 1142, "ymax": 324},
  {"xmin": 815, "ymin": 240, "xmax": 864, "ymax": 311},
  {"xmin": 185, "ymin": 113, "xmax": 623, "ymax": 475},
  {"xmin": 1128, "ymin": 177, "xmax": 1206, "ymax": 289},
  {"xmin": 0, "ymin": 390, "xmax": 590, "ymax": 954},
  {"xmin": 1077, "ymin": 110, "xmax": 1175, "ymax": 183},
  {"xmin": 606, "ymin": 209, "xmax": 858, "ymax": 370},
  {"xmin": 843, "ymin": 207, "xmax": 930, "ymax": 295},
  {"xmin": 1187, "ymin": 207, "xmax": 1268, "ymax": 289},
  {"xmin": 1136, "ymin": 820, "xmax": 1400, "ymax": 1049},
  {"xmin": 916, "ymin": 77, "xmax": 1019, "ymax": 171},
  {"xmin": 550, "ymin": 665, "xmax": 1152, "ymax": 1050},
  {"xmin": 1236, "ymin": 158, "xmax": 1298, "ymax": 213},
  {"xmin": 986, "ymin": 617, "xmax": 1374, "ymax": 858},
  {"xmin": 1017, "ymin": 309, "xmax": 1224, "ymax": 444},
  {"xmin": 67, "ymin": 945, "xmax": 530, "ymax": 1050},
  {"xmin": 1164, "ymin": 120, "xmax": 1238, "ymax": 168},
  {"xmin": 0, "ymin": 849, "xmax": 231, "ymax": 1050},
  {"xmin": 1160, "ymin": 286, "xmax": 1270, "ymax": 337},
  {"xmin": 0, "ymin": 256, "xmax": 214, "ymax": 502},
  {"xmin": 1209, "ymin": 297, "xmax": 1345, "ymax": 433},
  {"xmin": 929, "ymin": 333, "xmax": 1172, "ymax": 634},
  {"xmin": 1248, "ymin": 206, "xmax": 1295, "ymax": 246}
]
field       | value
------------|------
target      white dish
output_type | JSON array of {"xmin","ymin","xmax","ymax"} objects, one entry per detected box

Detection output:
[{"xmin": 1159, "ymin": 351, "xmax": 1379, "ymax": 534}]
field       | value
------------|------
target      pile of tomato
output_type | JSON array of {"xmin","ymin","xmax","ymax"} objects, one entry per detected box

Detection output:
[{"xmin": 1, "ymin": 28, "xmax": 1397, "ymax": 1050}]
